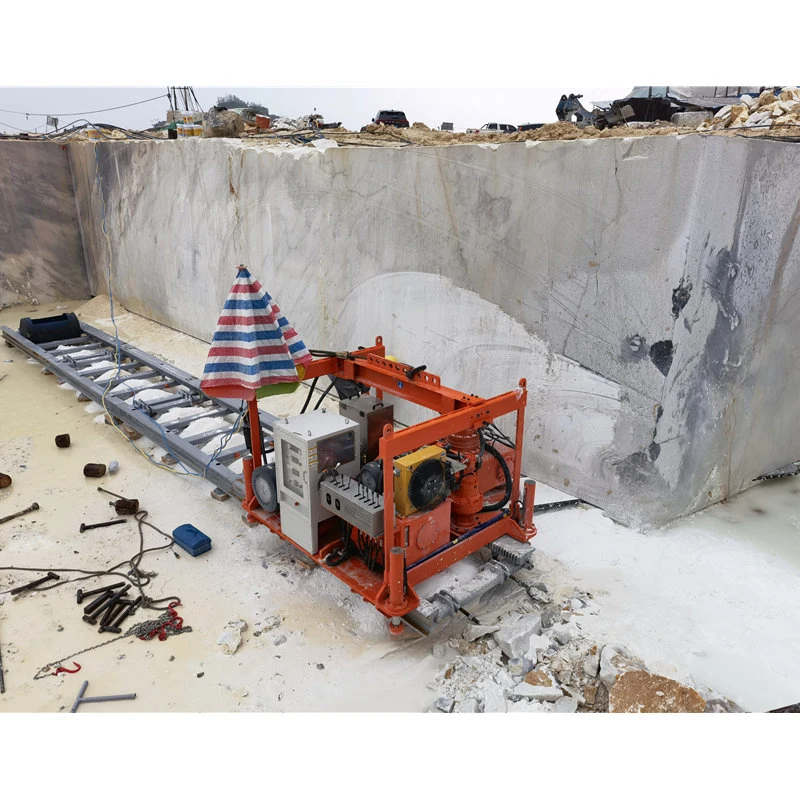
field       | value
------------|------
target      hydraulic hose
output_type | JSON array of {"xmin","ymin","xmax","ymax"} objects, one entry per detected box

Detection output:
[{"xmin": 481, "ymin": 441, "xmax": 513, "ymax": 512}]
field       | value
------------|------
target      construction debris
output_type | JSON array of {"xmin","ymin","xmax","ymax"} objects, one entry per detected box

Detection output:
[
  {"xmin": 699, "ymin": 87, "xmax": 800, "ymax": 131},
  {"xmin": 428, "ymin": 582, "xmax": 741, "ymax": 714}
]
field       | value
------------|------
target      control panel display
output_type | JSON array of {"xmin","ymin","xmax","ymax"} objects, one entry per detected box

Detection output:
[{"xmin": 281, "ymin": 441, "xmax": 305, "ymax": 497}]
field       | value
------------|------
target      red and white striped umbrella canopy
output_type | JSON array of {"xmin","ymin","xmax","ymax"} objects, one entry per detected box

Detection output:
[{"xmin": 200, "ymin": 266, "xmax": 313, "ymax": 399}]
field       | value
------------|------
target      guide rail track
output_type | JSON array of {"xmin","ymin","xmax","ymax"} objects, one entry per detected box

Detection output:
[{"xmin": 2, "ymin": 322, "xmax": 278, "ymax": 500}]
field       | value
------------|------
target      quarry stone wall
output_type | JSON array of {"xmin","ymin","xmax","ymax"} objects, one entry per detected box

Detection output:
[
  {"xmin": 64, "ymin": 136, "xmax": 800, "ymax": 526},
  {"xmin": 0, "ymin": 142, "xmax": 89, "ymax": 308}
]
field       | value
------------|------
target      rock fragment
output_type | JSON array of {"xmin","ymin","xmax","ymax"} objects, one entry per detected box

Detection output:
[
  {"xmin": 493, "ymin": 613, "xmax": 542, "ymax": 659},
  {"xmin": 608, "ymin": 671, "xmax": 706, "ymax": 713},
  {"xmin": 217, "ymin": 619, "xmax": 247, "ymax": 655},
  {"xmin": 462, "ymin": 623, "xmax": 500, "ymax": 642},
  {"xmin": 519, "ymin": 670, "xmax": 563, "ymax": 701},
  {"xmin": 598, "ymin": 644, "xmax": 646, "ymax": 690},
  {"xmin": 481, "ymin": 680, "xmax": 507, "ymax": 713},
  {"xmin": 551, "ymin": 696, "xmax": 579, "ymax": 713},
  {"xmin": 434, "ymin": 696, "xmax": 454, "ymax": 713}
]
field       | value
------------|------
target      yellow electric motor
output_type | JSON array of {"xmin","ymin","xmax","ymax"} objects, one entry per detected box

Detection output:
[{"xmin": 393, "ymin": 445, "xmax": 448, "ymax": 517}]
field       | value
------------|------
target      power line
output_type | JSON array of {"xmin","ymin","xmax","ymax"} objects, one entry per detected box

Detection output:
[
  {"xmin": 0, "ymin": 117, "xmax": 33, "ymax": 132},
  {"xmin": 0, "ymin": 92, "xmax": 168, "ymax": 118}
]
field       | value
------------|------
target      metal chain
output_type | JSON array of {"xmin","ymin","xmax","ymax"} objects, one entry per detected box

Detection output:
[{"xmin": 33, "ymin": 615, "xmax": 192, "ymax": 680}]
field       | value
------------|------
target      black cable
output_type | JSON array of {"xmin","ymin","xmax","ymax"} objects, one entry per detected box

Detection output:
[
  {"xmin": 300, "ymin": 376, "xmax": 318, "ymax": 414},
  {"xmin": 0, "ymin": 509, "xmax": 180, "ymax": 610},
  {"xmin": 481, "ymin": 441, "xmax": 513, "ymax": 512},
  {"xmin": 0, "ymin": 93, "xmax": 168, "ymax": 118},
  {"xmin": 325, "ymin": 521, "xmax": 353, "ymax": 566},
  {"xmin": 314, "ymin": 377, "xmax": 337, "ymax": 410}
]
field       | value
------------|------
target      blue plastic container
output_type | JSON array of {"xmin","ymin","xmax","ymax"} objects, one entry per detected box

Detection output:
[{"xmin": 172, "ymin": 524, "xmax": 212, "ymax": 557}]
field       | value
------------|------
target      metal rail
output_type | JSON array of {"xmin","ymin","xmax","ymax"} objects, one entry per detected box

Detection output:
[{"xmin": 1, "ymin": 322, "xmax": 280, "ymax": 500}]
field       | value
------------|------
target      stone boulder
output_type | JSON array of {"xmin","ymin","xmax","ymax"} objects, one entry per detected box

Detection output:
[
  {"xmin": 609, "ymin": 670, "xmax": 706, "ymax": 713},
  {"xmin": 202, "ymin": 109, "xmax": 245, "ymax": 138}
]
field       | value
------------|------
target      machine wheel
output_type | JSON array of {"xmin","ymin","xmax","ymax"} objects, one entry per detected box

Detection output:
[{"xmin": 252, "ymin": 464, "xmax": 279, "ymax": 512}]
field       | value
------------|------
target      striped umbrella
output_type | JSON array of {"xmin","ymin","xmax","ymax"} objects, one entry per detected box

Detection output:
[{"xmin": 200, "ymin": 265, "xmax": 313, "ymax": 400}]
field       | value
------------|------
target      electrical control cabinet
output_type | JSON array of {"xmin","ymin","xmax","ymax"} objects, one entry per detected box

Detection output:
[
  {"xmin": 273, "ymin": 410, "xmax": 361, "ymax": 553},
  {"xmin": 338, "ymin": 394, "xmax": 394, "ymax": 463}
]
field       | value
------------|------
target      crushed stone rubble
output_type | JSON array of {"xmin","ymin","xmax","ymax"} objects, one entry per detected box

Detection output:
[
  {"xmin": 698, "ymin": 86, "xmax": 800, "ymax": 131},
  {"xmin": 426, "ymin": 573, "xmax": 743, "ymax": 714}
]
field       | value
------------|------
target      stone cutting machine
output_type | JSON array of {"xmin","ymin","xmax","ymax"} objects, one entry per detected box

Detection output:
[{"xmin": 242, "ymin": 338, "xmax": 538, "ymax": 634}]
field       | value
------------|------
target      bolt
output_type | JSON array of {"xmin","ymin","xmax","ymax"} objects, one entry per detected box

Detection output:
[
  {"xmin": 0, "ymin": 502, "xmax": 40, "ymax": 526},
  {"xmin": 80, "ymin": 519, "xmax": 126, "ymax": 533}
]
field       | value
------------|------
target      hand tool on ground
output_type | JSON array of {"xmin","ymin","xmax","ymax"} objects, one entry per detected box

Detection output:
[
  {"xmin": 0, "ymin": 630, "xmax": 5, "ymax": 694},
  {"xmin": 79, "ymin": 518, "xmax": 126, "ymax": 533},
  {"xmin": 76, "ymin": 582, "xmax": 125, "ymax": 604},
  {"xmin": 9, "ymin": 571, "xmax": 60, "ymax": 596},
  {"xmin": 101, "ymin": 596, "xmax": 142, "ymax": 633},
  {"xmin": 96, "ymin": 487, "xmax": 139, "ymax": 514},
  {"xmin": 70, "ymin": 680, "xmax": 136, "ymax": 712},
  {"xmin": 82, "ymin": 586, "xmax": 129, "ymax": 624},
  {"xmin": 51, "ymin": 662, "xmax": 81, "ymax": 677},
  {"xmin": 0, "ymin": 502, "xmax": 40, "ymax": 525},
  {"xmin": 81, "ymin": 589, "xmax": 114, "ymax": 617},
  {"xmin": 98, "ymin": 588, "xmax": 130, "ymax": 630}
]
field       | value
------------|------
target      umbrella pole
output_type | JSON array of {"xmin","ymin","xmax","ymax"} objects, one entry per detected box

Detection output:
[{"xmin": 247, "ymin": 398, "xmax": 263, "ymax": 470}]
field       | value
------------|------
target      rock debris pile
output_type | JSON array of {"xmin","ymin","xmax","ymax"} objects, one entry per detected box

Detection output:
[
  {"xmin": 427, "ymin": 572, "xmax": 743, "ymax": 713},
  {"xmin": 698, "ymin": 87, "xmax": 800, "ymax": 131}
]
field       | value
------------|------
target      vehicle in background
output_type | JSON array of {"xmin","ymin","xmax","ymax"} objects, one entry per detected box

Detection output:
[
  {"xmin": 372, "ymin": 110, "xmax": 409, "ymax": 128},
  {"xmin": 518, "ymin": 122, "xmax": 545, "ymax": 131},
  {"xmin": 466, "ymin": 122, "xmax": 518, "ymax": 134}
]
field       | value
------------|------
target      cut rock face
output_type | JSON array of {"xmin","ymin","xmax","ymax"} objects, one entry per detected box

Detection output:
[{"xmin": 609, "ymin": 671, "xmax": 707, "ymax": 713}]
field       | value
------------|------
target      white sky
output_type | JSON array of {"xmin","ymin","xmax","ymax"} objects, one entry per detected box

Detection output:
[{"xmin": 0, "ymin": 87, "xmax": 631, "ymax": 133}]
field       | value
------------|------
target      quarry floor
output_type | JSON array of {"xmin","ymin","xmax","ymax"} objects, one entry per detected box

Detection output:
[{"xmin": 1, "ymin": 299, "xmax": 799, "ymax": 713}]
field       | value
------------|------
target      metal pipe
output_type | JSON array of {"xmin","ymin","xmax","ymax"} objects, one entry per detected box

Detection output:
[
  {"xmin": 522, "ymin": 479, "xmax": 537, "ymax": 534},
  {"xmin": 247, "ymin": 398, "xmax": 263, "ymax": 470},
  {"xmin": 70, "ymin": 680, "xmax": 136, "ymax": 712},
  {"xmin": 510, "ymin": 379, "xmax": 527, "ymax": 515},
  {"xmin": 387, "ymin": 547, "xmax": 405, "ymax": 613}
]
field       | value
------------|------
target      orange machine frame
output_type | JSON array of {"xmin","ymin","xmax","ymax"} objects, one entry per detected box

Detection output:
[{"xmin": 240, "ymin": 337, "xmax": 537, "ymax": 631}]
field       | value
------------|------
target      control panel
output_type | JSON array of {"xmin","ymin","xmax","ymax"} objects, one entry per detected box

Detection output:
[{"xmin": 273, "ymin": 410, "xmax": 361, "ymax": 553}]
